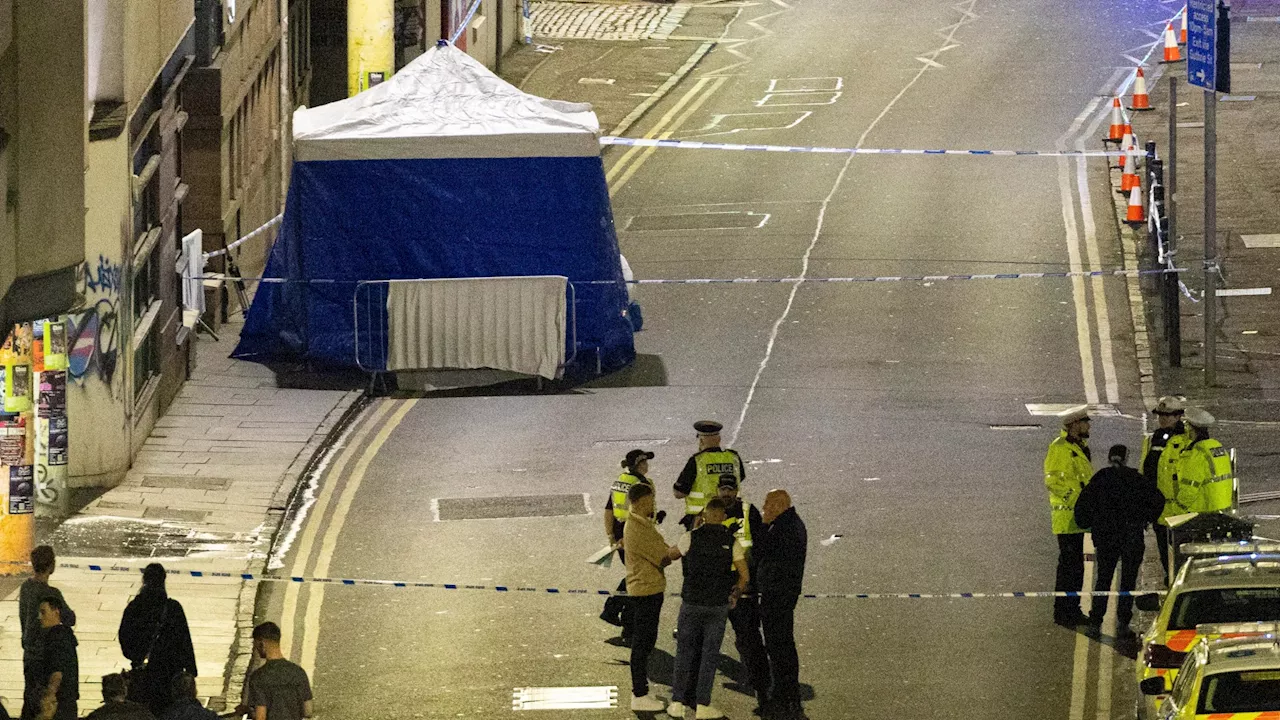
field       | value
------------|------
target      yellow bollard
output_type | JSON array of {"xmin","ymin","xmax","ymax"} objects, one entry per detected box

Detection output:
[
  {"xmin": 348, "ymin": 0, "xmax": 395, "ymax": 97},
  {"xmin": 0, "ymin": 324, "xmax": 35, "ymax": 576}
]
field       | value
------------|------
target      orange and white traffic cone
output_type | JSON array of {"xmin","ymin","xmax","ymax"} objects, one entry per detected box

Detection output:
[
  {"xmin": 1161, "ymin": 23, "xmax": 1183, "ymax": 63},
  {"xmin": 1117, "ymin": 131, "xmax": 1134, "ymax": 170},
  {"xmin": 1180, "ymin": 8, "xmax": 1188, "ymax": 44},
  {"xmin": 1130, "ymin": 68, "xmax": 1153, "ymax": 111},
  {"xmin": 1120, "ymin": 146, "xmax": 1141, "ymax": 193},
  {"xmin": 1125, "ymin": 184, "xmax": 1146, "ymax": 224},
  {"xmin": 1122, "ymin": 107, "xmax": 1133, "ymax": 137},
  {"xmin": 1105, "ymin": 97, "xmax": 1125, "ymax": 142}
]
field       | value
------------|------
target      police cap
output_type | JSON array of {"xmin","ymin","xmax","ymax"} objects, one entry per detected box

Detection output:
[
  {"xmin": 1059, "ymin": 405, "xmax": 1090, "ymax": 426},
  {"xmin": 693, "ymin": 420, "xmax": 723, "ymax": 435},
  {"xmin": 1183, "ymin": 407, "xmax": 1216, "ymax": 428},
  {"xmin": 717, "ymin": 474, "xmax": 739, "ymax": 490},
  {"xmin": 1151, "ymin": 396, "xmax": 1186, "ymax": 415},
  {"xmin": 623, "ymin": 449, "xmax": 655, "ymax": 469}
]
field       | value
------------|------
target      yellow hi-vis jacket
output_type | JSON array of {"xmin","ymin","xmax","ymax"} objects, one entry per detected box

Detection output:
[
  {"xmin": 1173, "ymin": 438, "xmax": 1234, "ymax": 514},
  {"xmin": 1044, "ymin": 432, "xmax": 1093, "ymax": 534},
  {"xmin": 722, "ymin": 501, "xmax": 753, "ymax": 549},
  {"xmin": 685, "ymin": 450, "xmax": 743, "ymax": 516},
  {"xmin": 1142, "ymin": 429, "xmax": 1192, "ymax": 525},
  {"xmin": 610, "ymin": 472, "xmax": 650, "ymax": 521}
]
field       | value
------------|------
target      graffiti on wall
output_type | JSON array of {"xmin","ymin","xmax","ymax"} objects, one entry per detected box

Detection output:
[{"xmin": 70, "ymin": 254, "xmax": 123, "ymax": 388}]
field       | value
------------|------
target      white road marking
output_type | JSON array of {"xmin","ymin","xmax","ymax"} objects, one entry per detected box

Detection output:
[
  {"xmin": 729, "ymin": 0, "xmax": 981, "ymax": 447},
  {"xmin": 1075, "ymin": 106, "xmax": 1122, "ymax": 404}
]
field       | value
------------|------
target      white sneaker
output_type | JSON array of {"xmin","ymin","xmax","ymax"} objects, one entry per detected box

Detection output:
[
  {"xmin": 694, "ymin": 705, "xmax": 725, "ymax": 720},
  {"xmin": 666, "ymin": 701, "xmax": 688, "ymax": 717},
  {"xmin": 631, "ymin": 694, "xmax": 665, "ymax": 712}
]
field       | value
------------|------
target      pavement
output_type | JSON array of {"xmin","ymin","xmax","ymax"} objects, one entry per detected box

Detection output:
[
  {"xmin": 1120, "ymin": 1, "xmax": 1280, "ymax": 510},
  {"xmin": 270, "ymin": 0, "xmax": 1215, "ymax": 718},
  {"xmin": 0, "ymin": 321, "xmax": 358, "ymax": 714}
]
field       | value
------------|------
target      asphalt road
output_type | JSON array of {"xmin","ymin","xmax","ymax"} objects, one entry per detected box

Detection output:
[{"xmin": 260, "ymin": 0, "xmax": 1190, "ymax": 717}]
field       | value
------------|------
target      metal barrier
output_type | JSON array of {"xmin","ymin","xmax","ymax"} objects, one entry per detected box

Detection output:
[{"xmin": 352, "ymin": 278, "xmax": 580, "ymax": 375}]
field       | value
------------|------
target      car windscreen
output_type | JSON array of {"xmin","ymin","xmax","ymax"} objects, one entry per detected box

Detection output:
[
  {"xmin": 1199, "ymin": 670, "xmax": 1280, "ymax": 713},
  {"xmin": 1170, "ymin": 588, "xmax": 1280, "ymax": 630}
]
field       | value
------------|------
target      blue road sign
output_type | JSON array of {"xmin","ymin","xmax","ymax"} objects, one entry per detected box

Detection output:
[{"xmin": 1187, "ymin": 0, "xmax": 1218, "ymax": 90}]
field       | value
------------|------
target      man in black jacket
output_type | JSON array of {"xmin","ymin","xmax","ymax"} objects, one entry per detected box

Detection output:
[
  {"xmin": 757, "ymin": 489, "xmax": 807, "ymax": 718},
  {"xmin": 1074, "ymin": 445, "xmax": 1164, "ymax": 637},
  {"xmin": 118, "ymin": 564, "xmax": 198, "ymax": 717}
]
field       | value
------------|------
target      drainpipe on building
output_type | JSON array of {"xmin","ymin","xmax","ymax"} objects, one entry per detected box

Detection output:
[{"xmin": 280, "ymin": 0, "xmax": 290, "ymax": 209}]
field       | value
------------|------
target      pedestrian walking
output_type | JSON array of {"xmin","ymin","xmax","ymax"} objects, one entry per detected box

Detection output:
[
  {"xmin": 756, "ymin": 489, "xmax": 807, "ymax": 719},
  {"xmin": 83, "ymin": 674, "xmax": 153, "ymax": 719},
  {"xmin": 159, "ymin": 674, "xmax": 217, "ymax": 720},
  {"xmin": 1044, "ymin": 405, "xmax": 1094, "ymax": 627},
  {"xmin": 34, "ymin": 596, "xmax": 77, "ymax": 720},
  {"xmin": 118, "ymin": 564, "xmax": 198, "ymax": 718},
  {"xmin": 1141, "ymin": 396, "xmax": 1189, "ymax": 584},
  {"xmin": 717, "ymin": 475, "xmax": 770, "ymax": 712},
  {"xmin": 246, "ymin": 622, "xmax": 313, "ymax": 720},
  {"xmin": 666, "ymin": 497, "xmax": 750, "ymax": 720},
  {"xmin": 20, "ymin": 546, "xmax": 76, "ymax": 720},
  {"xmin": 621, "ymin": 483, "xmax": 673, "ymax": 713},
  {"xmin": 1172, "ymin": 408, "xmax": 1234, "ymax": 515},
  {"xmin": 600, "ymin": 449, "xmax": 656, "ymax": 643},
  {"xmin": 1074, "ymin": 445, "xmax": 1164, "ymax": 638},
  {"xmin": 674, "ymin": 421, "xmax": 745, "ymax": 530}
]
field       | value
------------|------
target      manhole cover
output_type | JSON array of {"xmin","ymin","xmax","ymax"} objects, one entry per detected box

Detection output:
[
  {"xmin": 625, "ymin": 211, "xmax": 769, "ymax": 232},
  {"xmin": 434, "ymin": 494, "xmax": 590, "ymax": 521},
  {"xmin": 592, "ymin": 438, "xmax": 670, "ymax": 447},
  {"xmin": 142, "ymin": 475, "xmax": 231, "ymax": 490}
]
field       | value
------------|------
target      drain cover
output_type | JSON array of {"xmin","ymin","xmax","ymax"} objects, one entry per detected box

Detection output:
[
  {"xmin": 434, "ymin": 494, "xmax": 590, "ymax": 521},
  {"xmin": 625, "ymin": 211, "xmax": 769, "ymax": 232}
]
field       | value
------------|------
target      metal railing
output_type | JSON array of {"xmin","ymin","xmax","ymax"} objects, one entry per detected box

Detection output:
[{"xmin": 352, "ymin": 277, "xmax": 579, "ymax": 375}]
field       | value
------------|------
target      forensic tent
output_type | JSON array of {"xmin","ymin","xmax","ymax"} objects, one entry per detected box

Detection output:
[{"xmin": 232, "ymin": 43, "xmax": 634, "ymax": 380}]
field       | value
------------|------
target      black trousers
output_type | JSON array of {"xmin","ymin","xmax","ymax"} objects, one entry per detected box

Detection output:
[
  {"xmin": 760, "ymin": 594, "xmax": 800, "ymax": 703},
  {"xmin": 1090, "ymin": 533, "xmax": 1145, "ymax": 625},
  {"xmin": 629, "ymin": 593, "xmax": 664, "ymax": 697},
  {"xmin": 1054, "ymin": 533, "xmax": 1085, "ymax": 617},
  {"xmin": 1153, "ymin": 523, "xmax": 1172, "ymax": 585},
  {"xmin": 728, "ymin": 596, "xmax": 771, "ymax": 696},
  {"xmin": 19, "ymin": 659, "xmax": 37, "ymax": 720}
]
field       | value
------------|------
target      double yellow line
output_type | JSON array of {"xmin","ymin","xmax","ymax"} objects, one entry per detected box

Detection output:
[
  {"xmin": 606, "ymin": 75, "xmax": 727, "ymax": 196},
  {"xmin": 280, "ymin": 398, "xmax": 418, "ymax": 675}
]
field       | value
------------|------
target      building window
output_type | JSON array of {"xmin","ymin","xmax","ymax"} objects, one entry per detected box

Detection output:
[{"xmin": 133, "ymin": 323, "xmax": 159, "ymax": 401}]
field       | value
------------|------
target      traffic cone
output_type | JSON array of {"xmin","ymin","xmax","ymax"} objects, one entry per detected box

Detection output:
[
  {"xmin": 1180, "ymin": 8, "xmax": 1188, "ymax": 44},
  {"xmin": 1125, "ymin": 184, "xmax": 1146, "ymax": 224},
  {"xmin": 1117, "ymin": 131, "xmax": 1134, "ymax": 170},
  {"xmin": 1121, "ymin": 107, "xmax": 1133, "ymax": 137},
  {"xmin": 1129, "ymin": 68, "xmax": 1153, "ymax": 111},
  {"xmin": 1161, "ymin": 23, "xmax": 1183, "ymax": 63},
  {"xmin": 1120, "ymin": 146, "xmax": 1141, "ymax": 193},
  {"xmin": 1106, "ymin": 97, "xmax": 1125, "ymax": 142}
]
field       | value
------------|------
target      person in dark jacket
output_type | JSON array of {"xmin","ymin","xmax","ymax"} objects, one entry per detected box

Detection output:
[
  {"xmin": 83, "ymin": 674, "xmax": 153, "ymax": 720},
  {"xmin": 159, "ymin": 673, "xmax": 217, "ymax": 720},
  {"xmin": 20, "ymin": 546, "xmax": 75, "ymax": 720},
  {"xmin": 1074, "ymin": 444, "xmax": 1164, "ymax": 637},
  {"xmin": 118, "ymin": 564, "xmax": 198, "ymax": 717},
  {"xmin": 756, "ymin": 489, "xmax": 807, "ymax": 718},
  {"xmin": 34, "ymin": 597, "xmax": 78, "ymax": 720}
]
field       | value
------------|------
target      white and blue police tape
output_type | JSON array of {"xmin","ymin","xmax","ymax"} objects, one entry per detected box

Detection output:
[
  {"xmin": 600, "ymin": 136, "xmax": 1127, "ymax": 158},
  {"xmin": 203, "ymin": 267, "xmax": 1186, "ymax": 287},
  {"xmin": 35, "ymin": 561, "xmax": 1158, "ymax": 598}
]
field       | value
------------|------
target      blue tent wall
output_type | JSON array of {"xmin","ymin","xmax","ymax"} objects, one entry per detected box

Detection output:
[{"xmin": 233, "ymin": 155, "xmax": 636, "ymax": 375}]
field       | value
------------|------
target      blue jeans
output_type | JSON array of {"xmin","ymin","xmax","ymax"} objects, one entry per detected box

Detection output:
[{"xmin": 673, "ymin": 602, "xmax": 729, "ymax": 707}]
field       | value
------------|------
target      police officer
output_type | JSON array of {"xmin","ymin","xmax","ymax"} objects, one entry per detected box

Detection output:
[
  {"xmin": 1140, "ymin": 396, "xmax": 1188, "ymax": 584},
  {"xmin": 1044, "ymin": 405, "xmax": 1094, "ymax": 627},
  {"xmin": 717, "ymin": 475, "xmax": 770, "ymax": 713},
  {"xmin": 600, "ymin": 449, "xmax": 655, "ymax": 641},
  {"xmin": 1172, "ymin": 408, "xmax": 1234, "ymax": 514},
  {"xmin": 674, "ymin": 421, "xmax": 745, "ymax": 530}
]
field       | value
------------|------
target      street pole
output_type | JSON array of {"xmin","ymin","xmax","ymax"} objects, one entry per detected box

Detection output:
[
  {"xmin": 1203, "ymin": 87, "xmax": 1217, "ymax": 386},
  {"xmin": 1167, "ymin": 79, "xmax": 1181, "ymax": 367}
]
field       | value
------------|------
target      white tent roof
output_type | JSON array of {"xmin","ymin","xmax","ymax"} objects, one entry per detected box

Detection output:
[{"xmin": 293, "ymin": 44, "xmax": 602, "ymax": 162}]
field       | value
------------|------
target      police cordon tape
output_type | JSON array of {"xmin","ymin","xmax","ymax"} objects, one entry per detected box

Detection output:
[
  {"xmin": 202, "ymin": 267, "xmax": 1187, "ymax": 287},
  {"xmin": 8, "ymin": 561, "xmax": 1162, "ymax": 598},
  {"xmin": 600, "ymin": 136, "xmax": 1127, "ymax": 158}
]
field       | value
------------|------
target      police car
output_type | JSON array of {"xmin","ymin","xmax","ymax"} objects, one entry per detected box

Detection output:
[
  {"xmin": 1140, "ymin": 634, "xmax": 1280, "ymax": 719},
  {"xmin": 1135, "ymin": 552, "xmax": 1280, "ymax": 718}
]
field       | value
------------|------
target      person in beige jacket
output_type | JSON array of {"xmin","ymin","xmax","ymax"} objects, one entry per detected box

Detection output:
[{"xmin": 623, "ymin": 483, "xmax": 673, "ymax": 712}]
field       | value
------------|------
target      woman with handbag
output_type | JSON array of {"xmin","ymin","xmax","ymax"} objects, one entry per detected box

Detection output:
[{"xmin": 118, "ymin": 564, "xmax": 198, "ymax": 717}]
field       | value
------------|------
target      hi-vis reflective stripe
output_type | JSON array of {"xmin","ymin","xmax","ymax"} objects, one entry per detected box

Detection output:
[
  {"xmin": 14, "ymin": 561, "xmax": 1166, "ymax": 598},
  {"xmin": 599, "ymin": 136, "xmax": 1127, "ymax": 158},
  {"xmin": 1203, "ymin": 712, "xmax": 1280, "ymax": 719}
]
